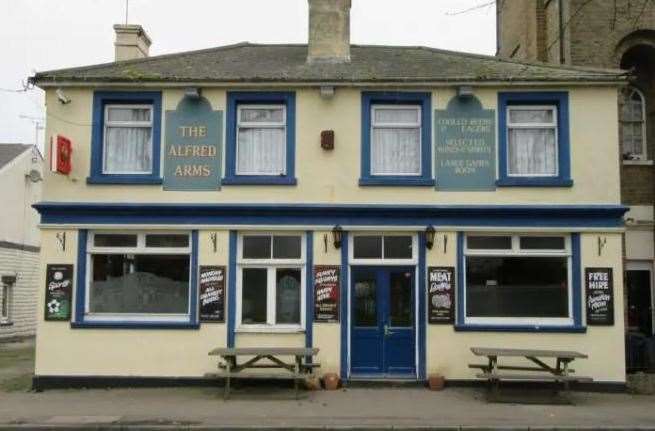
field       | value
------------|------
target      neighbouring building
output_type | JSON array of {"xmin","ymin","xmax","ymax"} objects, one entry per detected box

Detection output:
[
  {"xmin": 497, "ymin": 0, "xmax": 655, "ymax": 370},
  {"xmin": 30, "ymin": 0, "xmax": 631, "ymax": 389},
  {"xmin": 0, "ymin": 144, "xmax": 43, "ymax": 340}
]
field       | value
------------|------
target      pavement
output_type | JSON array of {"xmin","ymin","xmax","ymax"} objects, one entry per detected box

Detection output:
[{"xmin": 2, "ymin": 340, "xmax": 655, "ymax": 430}]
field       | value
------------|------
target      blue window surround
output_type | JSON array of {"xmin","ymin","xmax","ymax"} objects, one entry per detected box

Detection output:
[
  {"xmin": 360, "ymin": 92, "xmax": 434, "ymax": 187},
  {"xmin": 227, "ymin": 231, "xmax": 237, "ymax": 347},
  {"xmin": 71, "ymin": 229, "xmax": 199, "ymax": 329},
  {"xmin": 455, "ymin": 232, "xmax": 584, "ymax": 333},
  {"xmin": 88, "ymin": 91, "xmax": 163, "ymax": 185},
  {"xmin": 223, "ymin": 91, "xmax": 297, "ymax": 186},
  {"xmin": 339, "ymin": 233, "xmax": 349, "ymax": 380},
  {"xmin": 497, "ymin": 92, "xmax": 573, "ymax": 187},
  {"xmin": 305, "ymin": 231, "xmax": 314, "ymax": 363}
]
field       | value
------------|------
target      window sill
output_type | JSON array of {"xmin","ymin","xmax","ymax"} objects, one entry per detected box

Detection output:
[
  {"xmin": 71, "ymin": 321, "xmax": 199, "ymax": 329},
  {"xmin": 236, "ymin": 326, "xmax": 305, "ymax": 334},
  {"xmin": 496, "ymin": 177, "xmax": 573, "ymax": 188},
  {"xmin": 359, "ymin": 177, "xmax": 436, "ymax": 187},
  {"xmin": 221, "ymin": 176, "xmax": 297, "ymax": 186},
  {"xmin": 623, "ymin": 160, "xmax": 653, "ymax": 166},
  {"xmin": 86, "ymin": 176, "xmax": 163, "ymax": 185},
  {"xmin": 0, "ymin": 321, "xmax": 13, "ymax": 327},
  {"xmin": 454, "ymin": 324, "xmax": 586, "ymax": 333}
]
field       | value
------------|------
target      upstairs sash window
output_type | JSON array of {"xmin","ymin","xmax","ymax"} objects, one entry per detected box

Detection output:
[
  {"xmin": 371, "ymin": 105, "xmax": 422, "ymax": 176},
  {"xmin": 103, "ymin": 105, "xmax": 154, "ymax": 174},
  {"xmin": 507, "ymin": 106, "xmax": 558, "ymax": 176},
  {"xmin": 620, "ymin": 87, "xmax": 647, "ymax": 160},
  {"xmin": 236, "ymin": 105, "xmax": 287, "ymax": 175}
]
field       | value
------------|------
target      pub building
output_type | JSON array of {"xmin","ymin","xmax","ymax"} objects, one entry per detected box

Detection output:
[{"xmin": 31, "ymin": 0, "xmax": 629, "ymax": 389}]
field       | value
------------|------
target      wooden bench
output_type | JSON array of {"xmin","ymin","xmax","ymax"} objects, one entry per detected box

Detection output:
[
  {"xmin": 470, "ymin": 347, "xmax": 593, "ymax": 403},
  {"xmin": 207, "ymin": 347, "xmax": 320, "ymax": 400}
]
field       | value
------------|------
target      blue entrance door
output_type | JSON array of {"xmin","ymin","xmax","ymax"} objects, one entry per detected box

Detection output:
[{"xmin": 350, "ymin": 267, "xmax": 416, "ymax": 377}]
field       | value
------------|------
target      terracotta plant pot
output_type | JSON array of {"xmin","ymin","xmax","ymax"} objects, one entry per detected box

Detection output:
[
  {"xmin": 428, "ymin": 374, "xmax": 445, "ymax": 391},
  {"xmin": 323, "ymin": 372, "xmax": 340, "ymax": 390}
]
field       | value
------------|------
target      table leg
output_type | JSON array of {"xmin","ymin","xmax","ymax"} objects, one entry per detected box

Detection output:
[
  {"xmin": 294, "ymin": 355, "xmax": 301, "ymax": 400},
  {"xmin": 224, "ymin": 358, "xmax": 232, "ymax": 401}
]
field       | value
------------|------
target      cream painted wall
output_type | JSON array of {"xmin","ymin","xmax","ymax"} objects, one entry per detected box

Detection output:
[
  {"xmin": 425, "ymin": 232, "xmax": 626, "ymax": 383},
  {"xmin": 42, "ymin": 86, "xmax": 621, "ymax": 206}
]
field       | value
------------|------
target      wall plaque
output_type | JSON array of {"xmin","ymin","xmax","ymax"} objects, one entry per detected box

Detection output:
[
  {"xmin": 314, "ymin": 266, "xmax": 340, "ymax": 323},
  {"xmin": 428, "ymin": 266, "xmax": 455, "ymax": 324},
  {"xmin": 44, "ymin": 264, "xmax": 73, "ymax": 321},
  {"xmin": 164, "ymin": 96, "xmax": 223, "ymax": 191},
  {"xmin": 435, "ymin": 95, "xmax": 496, "ymax": 191},
  {"xmin": 199, "ymin": 265, "xmax": 226, "ymax": 322},
  {"xmin": 586, "ymin": 267, "xmax": 614, "ymax": 326}
]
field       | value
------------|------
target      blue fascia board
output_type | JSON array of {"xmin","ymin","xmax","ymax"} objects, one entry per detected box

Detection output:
[
  {"xmin": 221, "ymin": 176, "xmax": 297, "ymax": 186},
  {"xmin": 496, "ymin": 178, "xmax": 574, "ymax": 188},
  {"xmin": 359, "ymin": 177, "xmax": 436, "ymax": 187},
  {"xmin": 34, "ymin": 202, "xmax": 627, "ymax": 229},
  {"xmin": 70, "ymin": 322, "xmax": 200, "ymax": 330},
  {"xmin": 86, "ymin": 176, "xmax": 163, "ymax": 185}
]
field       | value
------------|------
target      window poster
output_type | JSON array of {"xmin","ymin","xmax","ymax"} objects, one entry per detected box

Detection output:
[
  {"xmin": 314, "ymin": 266, "xmax": 340, "ymax": 323},
  {"xmin": 586, "ymin": 267, "xmax": 614, "ymax": 326},
  {"xmin": 428, "ymin": 267, "xmax": 455, "ymax": 324},
  {"xmin": 199, "ymin": 265, "xmax": 226, "ymax": 322},
  {"xmin": 44, "ymin": 264, "xmax": 73, "ymax": 321}
]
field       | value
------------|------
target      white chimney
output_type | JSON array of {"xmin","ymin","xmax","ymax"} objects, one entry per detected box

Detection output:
[
  {"xmin": 113, "ymin": 24, "xmax": 151, "ymax": 61},
  {"xmin": 307, "ymin": 0, "xmax": 351, "ymax": 64}
]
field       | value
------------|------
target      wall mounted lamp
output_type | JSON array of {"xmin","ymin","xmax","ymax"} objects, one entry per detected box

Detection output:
[
  {"xmin": 425, "ymin": 225, "xmax": 436, "ymax": 250},
  {"xmin": 332, "ymin": 225, "xmax": 343, "ymax": 249}
]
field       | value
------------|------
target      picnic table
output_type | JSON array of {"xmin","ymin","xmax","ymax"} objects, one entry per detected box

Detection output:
[
  {"xmin": 207, "ymin": 347, "xmax": 320, "ymax": 399},
  {"xmin": 469, "ymin": 347, "xmax": 593, "ymax": 403}
]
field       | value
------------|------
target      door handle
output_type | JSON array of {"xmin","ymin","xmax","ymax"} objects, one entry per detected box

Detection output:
[{"xmin": 384, "ymin": 324, "xmax": 395, "ymax": 336}]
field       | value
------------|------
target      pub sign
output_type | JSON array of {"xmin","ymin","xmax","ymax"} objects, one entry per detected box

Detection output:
[
  {"xmin": 44, "ymin": 264, "xmax": 73, "ymax": 321},
  {"xmin": 428, "ymin": 267, "xmax": 455, "ymax": 324},
  {"xmin": 586, "ymin": 267, "xmax": 614, "ymax": 326},
  {"xmin": 314, "ymin": 266, "xmax": 340, "ymax": 323}
]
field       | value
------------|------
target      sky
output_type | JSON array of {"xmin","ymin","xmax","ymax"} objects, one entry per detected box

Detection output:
[{"xmin": 0, "ymin": 0, "xmax": 497, "ymax": 151}]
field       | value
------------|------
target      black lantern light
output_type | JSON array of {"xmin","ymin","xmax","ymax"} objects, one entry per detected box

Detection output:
[
  {"xmin": 332, "ymin": 225, "xmax": 343, "ymax": 249},
  {"xmin": 425, "ymin": 225, "xmax": 436, "ymax": 250}
]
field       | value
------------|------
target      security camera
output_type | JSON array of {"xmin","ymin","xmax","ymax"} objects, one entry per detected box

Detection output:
[{"xmin": 56, "ymin": 88, "xmax": 71, "ymax": 105}]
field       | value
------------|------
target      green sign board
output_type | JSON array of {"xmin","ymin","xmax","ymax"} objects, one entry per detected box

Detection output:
[
  {"xmin": 435, "ymin": 96, "xmax": 496, "ymax": 191},
  {"xmin": 164, "ymin": 97, "xmax": 223, "ymax": 191}
]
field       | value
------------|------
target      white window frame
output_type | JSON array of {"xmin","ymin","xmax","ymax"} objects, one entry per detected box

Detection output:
[
  {"xmin": 102, "ymin": 104, "xmax": 154, "ymax": 175},
  {"xmin": 463, "ymin": 233, "xmax": 573, "ymax": 327},
  {"xmin": 236, "ymin": 104, "xmax": 287, "ymax": 176},
  {"xmin": 349, "ymin": 233, "xmax": 418, "ymax": 266},
  {"xmin": 1, "ymin": 283, "xmax": 11, "ymax": 324},
  {"xmin": 620, "ymin": 87, "xmax": 648, "ymax": 161},
  {"xmin": 85, "ymin": 231, "xmax": 192, "ymax": 323},
  {"xmin": 236, "ymin": 233, "xmax": 306, "ymax": 332},
  {"xmin": 370, "ymin": 105, "xmax": 422, "ymax": 176},
  {"xmin": 506, "ymin": 105, "xmax": 559, "ymax": 178}
]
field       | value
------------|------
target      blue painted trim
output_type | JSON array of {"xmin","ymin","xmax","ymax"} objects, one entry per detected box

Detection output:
[
  {"xmin": 225, "ymin": 92, "xmax": 296, "ymax": 185},
  {"xmin": 74, "ymin": 229, "xmax": 88, "ymax": 324},
  {"xmin": 305, "ymin": 231, "xmax": 314, "ymax": 361},
  {"xmin": 497, "ymin": 92, "xmax": 572, "ymax": 187},
  {"xmin": 455, "ymin": 230, "xmax": 586, "ymax": 333},
  {"xmin": 454, "ymin": 325, "xmax": 586, "ymax": 333},
  {"xmin": 417, "ymin": 231, "xmax": 427, "ymax": 381},
  {"xmin": 227, "ymin": 231, "xmax": 237, "ymax": 348},
  {"xmin": 340, "ymin": 233, "xmax": 349, "ymax": 381},
  {"xmin": 456, "ymin": 232, "xmax": 465, "ymax": 327},
  {"xmin": 360, "ymin": 92, "xmax": 433, "ymax": 186},
  {"xmin": 190, "ymin": 230, "xmax": 199, "ymax": 325},
  {"xmin": 72, "ymin": 229, "xmax": 198, "ymax": 329},
  {"xmin": 34, "ymin": 203, "xmax": 628, "ymax": 229},
  {"xmin": 571, "ymin": 232, "xmax": 583, "ymax": 328},
  {"xmin": 71, "ymin": 322, "xmax": 200, "ymax": 330},
  {"xmin": 359, "ymin": 178, "xmax": 435, "ymax": 187},
  {"xmin": 86, "ymin": 176, "xmax": 163, "ymax": 185},
  {"xmin": 89, "ymin": 91, "xmax": 162, "ymax": 184},
  {"xmin": 221, "ymin": 176, "xmax": 297, "ymax": 186}
]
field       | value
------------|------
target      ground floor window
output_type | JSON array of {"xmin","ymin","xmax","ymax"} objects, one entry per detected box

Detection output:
[
  {"xmin": 237, "ymin": 233, "xmax": 305, "ymax": 330},
  {"xmin": 86, "ymin": 232, "xmax": 191, "ymax": 322},
  {"xmin": 1, "ymin": 284, "xmax": 11, "ymax": 323},
  {"xmin": 463, "ymin": 234, "xmax": 572, "ymax": 326}
]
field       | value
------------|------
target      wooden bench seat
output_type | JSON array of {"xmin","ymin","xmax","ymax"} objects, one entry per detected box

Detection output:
[
  {"xmin": 476, "ymin": 373, "xmax": 593, "ymax": 382},
  {"xmin": 205, "ymin": 372, "xmax": 306, "ymax": 380}
]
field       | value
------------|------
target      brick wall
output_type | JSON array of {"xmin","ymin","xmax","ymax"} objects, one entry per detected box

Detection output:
[
  {"xmin": 496, "ymin": 0, "xmax": 540, "ymax": 60},
  {"xmin": 622, "ymin": 165, "xmax": 655, "ymax": 205}
]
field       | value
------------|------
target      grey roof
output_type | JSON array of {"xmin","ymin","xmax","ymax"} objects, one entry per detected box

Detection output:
[
  {"xmin": 0, "ymin": 144, "xmax": 31, "ymax": 170},
  {"xmin": 31, "ymin": 43, "xmax": 628, "ymax": 85}
]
